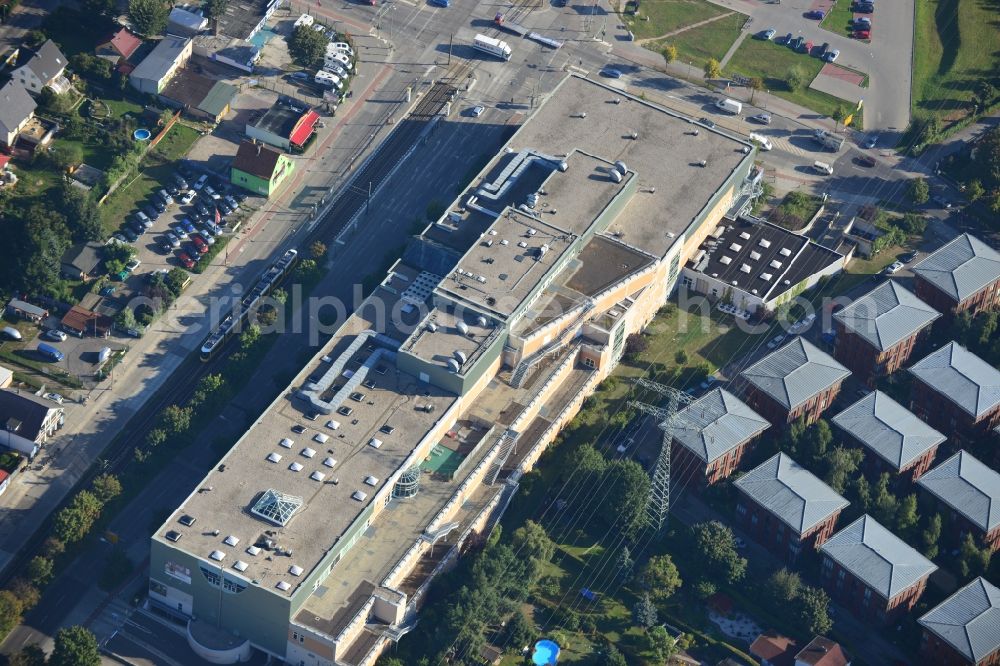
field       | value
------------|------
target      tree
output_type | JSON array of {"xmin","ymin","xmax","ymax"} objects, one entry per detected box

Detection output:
[
  {"xmin": 310, "ymin": 240, "xmax": 327, "ymax": 258},
  {"xmin": 47, "ymin": 143, "xmax": 83, "ymax": 172},
  {"xmin": 972, "ymin": 81, "xmax": 996, "ymax": 113},
  {"xmin": 502, "ymin": 612, "xmax": 535, "ymax": 651},
  {"xmin": 6, "ymin": 644, "xmax": 46, "ymax": 666},
  {"xmin": 851, "ymin": 475, "xmax": 872, "ymax": 513},
  {"xmin": 272, "ymin": 288, "xmax": 288, "ymax": 304},
  {"xmin": 897, "ymin": 494, "xmax": 919, "ymax": 533},
  {"xmin": 823, "ymin": 446, "xmax": 863, "ymax": 494},
  {"xmin": 703, "ymin": 58, "xmax": 722, "ymax": 80},
  {"xmin": 968, "ymin": 179, "xmax": 985, "ymax": 201},
  {"xmin": 9, "ymin": 579, "xmax": 40, "ymax": 611},
  {"xmin": 616, "ymin": 545, "xmax": 635, "ymax": 579},
  {"xmin": 54, "ymin": 491, "xmax": 103, "ymax": 543},
  {"xmin": 674, "ymin": 350, "xmax": 688, "ymax": 365},
  {"xmin": 909, "ymin": 178, "xmax": 930, "ymax": 204},
  {"xmin": 695, "ymin": 578, "xmax": 716, "ymax": 599},
  {"xmin": 922, "ymin": 513, "xmax": 942, "ymax": 559},
  {"xmin": 511, "ymin": 520, "xmax": 555, "ymax": 580},
  {"xmin": 633, "ymin": 592, "xmax": 658, "ymax": 628},
  {"xmin": 42, "ymin": 536, "xmax": 66, "ymax": 557},
  {"xmin": 796, "ymin": 586, "xmax": 832, "ymax": 635},
  {"xmin": 128, "ymin": 0, "xmax": 168, "ymax": 36},
  {"xmin": 873, "ymin": 472, "xmax": 898, "ymax": 525},
  {"xmin": 115, "ymin": 306, "xmax": 137, "ymax": 332},
  {"xmin": 0, "ymin": 590, "xmax": 23, "ymax": 636},
  {"xmin": 959, "ymin": 533, "xmax": 991, "ymax": 579},
  {"xmin": 240, "ymin": 323, "xmax": 262, "ymax": 350},
  {"xmin": 27, "ymin": 556, "xmax": 54, "ymax": 587},
  {"xmin": 624, "ymin": 333, "xmax": 648, "ymax": 359},
  {"xmin": 50, "ymin": 626, "xmax": 101, "ymax": 666},
  {"xmin": 802, "ymin": 420, "xmax": 833, "ymax": 463},
  {"xmin": 92, "ymin": 473, "xmax": 122, "ymax": 504},
  {"xmin": 693, "ymin": 520, "xmax": 747, "ymax": 583},
  {"xmin": 647, "ymin": 625, "xmax": 679, "ymax": 665},
  {"xmin": 785, "ymin": 66, "xmax": 805, "ymax": 91},
  {"xmin": 602, "ymin": 644, "xmax": 629, "ymax": 666},
  {"xmin": 58, "ymin": 183, "xmax": 102, "ymax": 242},
  {"xmin": 642, "ymin": 554, "xmax": 682, "ymax": 600},
  {"xmin": 289, "ymin": 24, "xmax": 328, "ymax": 68},
  {"xmin": 158, "ymin": 404, "xmax": 192, "ymax": 435},
  {"xmin": 832, "ymin": 106, "xmax": 847, "ymax": 130},
  {"xmin": 600, "ymin": 459, "xmax": 650, "ymax": 538},
  {"xmin": 748, "ymin": 76, "xmax": 764, "ymax": 104},
  {"xmin": 206, "ymin": 0, "xmax": 229, "ymax": 19},
  {"xmin": 662, "ymin": 44, "xmax": 678, "ymax": 65},
  {"xmin": 765, "ymin": 568, "xmax": 801, "ymax": 606},
  {"xmin": 146, "ymin": 428, "xmax": 168, "ymax": 448}
]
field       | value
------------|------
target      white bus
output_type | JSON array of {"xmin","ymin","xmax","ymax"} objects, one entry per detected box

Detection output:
[{"xmin": 472, "ymin": 34, "xmax": 512, "ymax": 61}]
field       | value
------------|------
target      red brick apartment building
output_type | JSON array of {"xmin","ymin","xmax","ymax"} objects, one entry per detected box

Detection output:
[
  {"xmin": 735, "ymin": 453, "xmax": 849, "ymax": 563},
  {"xmin": 819, "ymin": 515, "xmax": 936, "ymax": 624},
  {"xmin": 912, "ymin": 233, "xmax": 1000, "ymax": 318},
  {"xmin": 740, "ymin": 337, "xmax": 851, "ymax": 426},
  {"xmin": 920, "ymin": 577, "xmax": 1000, "ymax": 666},
  {"xmin": 830, "ymin": 390, "xmax": 944, "ymax": 483},
  {"xmin": 668, "ymin": 388, "xmax": 769, "ymax": 488},
  {"xmin": 908, "ymin": 342, "xmax": 1000, "ymax": 442},
  {"xmin": 832, "ymin": 280, "xmax": 939, "ymax": 385},
  {"xmin": 918, "ymin": 450, "xmax": 1000, "ymax": 552}
]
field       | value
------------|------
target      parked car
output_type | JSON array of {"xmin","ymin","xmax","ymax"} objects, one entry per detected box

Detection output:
[
  {"xmin": 749, "ymin": 113, "xmax": 772, "ymax": 124},
  {"xmin": 864, "ymin": 133, "xmax": 878, "ymax": 149},
  {"xmin": 195, "ymin": 201, "xmax": 211, "ymax": 216},
  {"xmin": 600, "ymin": 67, "xmax": 623, "ymax": 78},
  {"xmin": 164, "ymin": 232, "xmax": 181, "ymax": 248},
  {"xmin": 932, "ymin": 195, "xmax": 952, "ymax": 209},
  {"xmin": 195, "ymin": 230, "xmax": 215, "ymax": 245},
  {"xmin": 471, "ymin": 105, "xmax": 486, "ymax": 117},
  {"xmin": 290, "ymin": 71, "xmax": 310, "ymax": 81},
  {"xmin": 854, "ymin": 29, "xmax": 871, "ymax": 39},
  {"xmin": 151, "ymin": 198, "xmax": 167, "ymax": 214},
  {"xmin": 818, "ymin": 42, "xmax": 830, "ymax": 57},
  {"xmin": 135, "ymin": 210, "xmax": 151, "ymax": 226},
  {"xmin": 122, "ymin": 227, "xmax": 139, "ymax": 242},
  {"xmin": 176, "ymin": 251, "xmax": 196, "ymax": 269},
  {"xmin": 777, "ymin": 32, "xmax": 793, "ymax": 44},
  {"xmin": 180, "ymin": 218, "xmax": 197, "ymax": 234},
  {"xmin": 129, "ymin": 220, "xmax": 146, "ymax": 236},
  {"xmin": 824, "ymin": 49, "xmax": 841, "ymax": 62},
  {"xmin": 44, "ymin": 329, "xmax": 67, "ymax": 342},
  {"xmin": 202, "ymin": 185, "xmax": 221, "ymax": 200},
  {"xmin": 884, "ymin": 261, "xmax": 904, "ymax": 274},
  {"xmin": 157, "ymin": 189, "xmax": 174, "ymax": 205},
  {"xmin": 181, "ymin": 190, "xmax": 197, "ymax": 205},
  {"xmin": 189, "ymin": 240, "xmax": 209, "ymax": 256},
  {"xmin": 190, "ymin": 234, "xmax": 208, "ymax": 252},
  {"xmin": 698, "ymin": 117, "xmax": 716, "ymax": 128},
  {"xmin": 172, "ymin": 174, "xmax": 188, "ymax": 190},
  {"xmin": 789, "ymin": 36, "xmax": 803, "ymax": 50},
  {"xmin": 223, "ymin": 195, "xmax": 239, "ymax": 210},
  {"xmin": 856, "ymin": 155, "xmax": 877, "ymax": 168},
  {"xmin": 757, "ymin": 28, "xmax": 776, "ymax": 40},
  {"xmin": 805, "ymin": 9, "xmax": 824, "ymax": 18},
  {"xmin": 798, "ymin": 40, "xmax": 812, "ymax": 54},
  {"xmin": 193, "ymin": 174, "xmax": 209, "ymax": 191},
  {"xmin": 142, "ymin": 205, "xmax": 160, "ymax": 221},
  {"xmin": 172, "ymin": 223, "xmax": 189, "ymax": 239},
  {"xmin": 99, "ymin": 284, "xmax": 117, "ymax": 297},
  {"xmin": 900, "ymin": 251, "xmax": 918, "ymax": 263}
]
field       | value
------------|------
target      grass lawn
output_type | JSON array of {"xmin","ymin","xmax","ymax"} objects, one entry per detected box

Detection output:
[
  {"xmin": 102, "ymin": 98, "xmax": 145, "ymax": 120},
  {"xmin": 622, "ymin": 0, "xmax": 729, "ymax": 41},
  {"xmin": 654, "ymin": 11, "xmax": 746, "ymax": 65},
  {"xmin": 912, "ymin": 0, "xmax": 1000, "ymax": 122},
  {"xmin": 724, "ymin": 38, "xmax": 855, "ymax": 118},
  {"xmin": 820, "ymin": 0, "xmax": 857, "ymax": 38},
  {"xmin": 98, "ymin": 123, "xmax": 201, "ymax": 236}
]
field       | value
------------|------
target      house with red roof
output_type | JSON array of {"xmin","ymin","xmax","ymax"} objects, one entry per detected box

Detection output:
[{"xmin": 96, "ymin": 28, "xmax": 143, "ymax": 73}]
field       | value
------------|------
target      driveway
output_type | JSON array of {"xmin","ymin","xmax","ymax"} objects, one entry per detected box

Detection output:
[{"xmin": 701, "ymin": 0, "xmax": 913, "ymax": 132}]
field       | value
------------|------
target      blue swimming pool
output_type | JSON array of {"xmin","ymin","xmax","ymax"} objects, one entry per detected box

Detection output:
[
  {"xmin": 133, "ymin": 128, "xmax": 151, "ymax": 140},
  {"xmin": 532, "ymin": 639, "xmax": 560, "ymax": 665}
]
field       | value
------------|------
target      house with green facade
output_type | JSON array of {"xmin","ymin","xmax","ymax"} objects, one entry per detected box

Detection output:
[{"xmin": 231, "ymin": 140, "xmax": 294, "ymax": 198}]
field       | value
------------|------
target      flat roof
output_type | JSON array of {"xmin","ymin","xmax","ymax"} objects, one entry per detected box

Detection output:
[
  {"xmin": 502, "ymin": 75, "xmax": 752, "ymax": 258},
  {"xmin": 154, "ymin": 304, "xmax": 457, "ymax": 596},
  {"xmin": 215, "ymin": 0, "xmax": 271, "ymax": 39},
  {"xmin": 130, "ymin": 36, "xmax": 189, "ymax": 83},
  {"xmin": 435, "ymin": 210, "xmax": 577, "ymax": 320},
  {"xmin": 401, "ymin": 306, "xmax": 500, "ymax": 371},
  {"xmin": 687, "ymin": 216, "xmax": 843, "ymax": 303},
  {"xmin": 252, "ymin": 104, "xmax": 303, "ymax": 140}
]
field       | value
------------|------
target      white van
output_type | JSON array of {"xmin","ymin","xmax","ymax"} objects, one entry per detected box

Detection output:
[
  {"xmin": 1, "ymin": 326, "xmax": 22, "ymax": 341},
  {"xmin": 813, "ymin": 161, "xmax": 834, "ymax": 175},
  {"xmin": 324, "ymin": 52, "xmax": 351, "ymax": 70},
  {"xmin": 716, "ymin": 98, "xmax": 743, "ymax": 115},
  {"xmin": 749, "ymin": 132, "xmax": 772, "ymax": 151},
  {"xmin": 327, "ymin": 42, "xmax": 353, "ymax": 57}
]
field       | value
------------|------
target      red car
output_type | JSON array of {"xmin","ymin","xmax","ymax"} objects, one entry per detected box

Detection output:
[
  {"xmin": 854, "ymin": 29, "xmax": 871, "ymax": 39},
  {"xmin": 191, "ymin": 234, "xmax": 208, "ymax": 252},
  {"xmin": 189, "ymin": 241, "xmax": 209, "ymax": 256},
  {"xmin": 176, "ymin": 251, "xmax": 195, "ymax": 269}
]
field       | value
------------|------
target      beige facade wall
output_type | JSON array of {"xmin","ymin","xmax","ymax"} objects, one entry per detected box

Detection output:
[{"xmin": 682, "ymin": 183, "xmax": 736, "ymax": 260}]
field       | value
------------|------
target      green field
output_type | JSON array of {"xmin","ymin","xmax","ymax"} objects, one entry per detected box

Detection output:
[
  {"xmin": 912, "ymin": 0, "xmax": 1000, "ymax": 121},
  {"xmin": 820, "ymin": 0, "xmax": 858, "ymax": 38},
  {"xmin": 622, "ymin": 0, "xmax": 729, "ymax": 40},
  {"xmin": 654, "ymin": 11, "xmax": 747, "ymax": 67},
  {"xmin": 725, "ymin": 38, "xmax": 855, "ymax": 118}
]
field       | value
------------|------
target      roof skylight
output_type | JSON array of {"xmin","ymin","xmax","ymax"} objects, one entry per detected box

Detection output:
[{"xmin": 250, "ymin": 489, "xmax": 303, "ymax": 526}]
